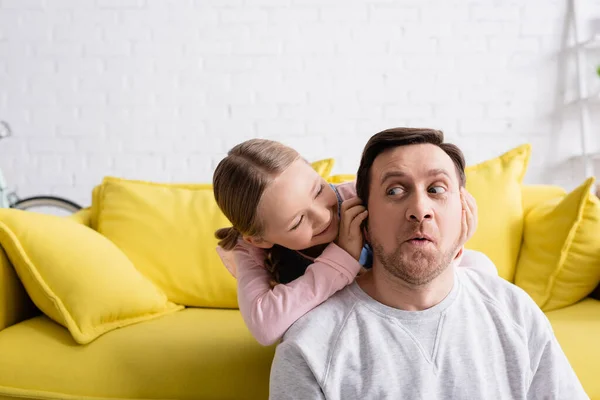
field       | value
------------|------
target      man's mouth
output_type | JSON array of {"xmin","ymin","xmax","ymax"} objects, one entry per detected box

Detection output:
[{"xmin": 405, "ymin": 233, "xmax": 434, "ymax": 245}]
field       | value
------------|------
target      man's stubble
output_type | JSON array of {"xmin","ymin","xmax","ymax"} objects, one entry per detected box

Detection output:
[{"xmin": 371, "ymin": 235, "xmax": 460, "ymax": 286}]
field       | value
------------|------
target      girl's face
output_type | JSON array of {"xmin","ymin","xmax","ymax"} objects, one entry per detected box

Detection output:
[{"xmin": 245, "ymin": 159, "xmax": 340, "ymax": 251}]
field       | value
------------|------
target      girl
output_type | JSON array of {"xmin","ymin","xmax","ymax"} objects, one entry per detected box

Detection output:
[{"xmin": 213, "ymin": 138, "xmax": 486, "ymax": 346}]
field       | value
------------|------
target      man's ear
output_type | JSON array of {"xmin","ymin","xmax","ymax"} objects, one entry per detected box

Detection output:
[
  {"xmin": 242, "ymin": 235, "xmax": 274, "ymax": 249},
  {"xmin": 361, "ymin": 219, "xmax": 370, "ymax": 245}
]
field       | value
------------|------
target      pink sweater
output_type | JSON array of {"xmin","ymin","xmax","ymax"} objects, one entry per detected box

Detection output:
[
  {"xmin": 216, "ymin": 182, "xmax": 362, "ymax": 346},
  {"xmin": 216, "ymin": 181, "xmax": 491, "ymax": 346}
]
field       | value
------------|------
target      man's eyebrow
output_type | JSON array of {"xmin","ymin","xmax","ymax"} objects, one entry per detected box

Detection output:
[
  {"xmin": 380, "ymin": 170, "xmax": 408, "ymax": 184},
  {"xmin": 427, "ymin": 168, "xmax": 452, "ymax": 179},
  {"xmin": 380, "ymin": 168, "xmax": 451, "ymax": 184}
]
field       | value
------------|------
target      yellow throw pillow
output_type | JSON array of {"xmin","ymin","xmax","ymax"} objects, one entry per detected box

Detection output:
[
  {"xmin": 69, "ymin": 206, "xmax": 92, "ymax": 226},
  {"xmin": 326, "ymin": 174, "xmax": 356, "ymax": 184},
  {"xmin": 94, "ymin": 177, "xmax": 240, "ymax": 308},
  {"xmin": 0, "ymin": 208, "xmax": 182, "ymax": 344},
  {"xmin": 92, "ymin": 160, "xmax": 336, "ymax": 309},
  {"xmin": 515, "ymin": 177, "xmax": 600, "ymax": 311},
  {"xmin": 464, "ymin": 144, "xmax": 531, "ymax": 282},
  {"xmin": 311, "ymin": 158, "xmax": 335, "ymax": 178},
  {"xmin": 521, "ymin": 185, "xmax": 567, "ymax": 217}
]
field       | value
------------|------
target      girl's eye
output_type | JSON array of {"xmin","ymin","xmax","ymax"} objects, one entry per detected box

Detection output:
[
  {"xmin": 429, "ymin": 186, "xmax": 446, "ymax": 194},
  {"xmin": 315, "ymin": 184, "xmax": 324, "ymax": 198},
  {"xmin": 290, "ymin": 216, "xmax": 304, "ymax": 231},
  {"xmin": 387, "ymin": 187, "xmax": 403, "ymax": 196}
]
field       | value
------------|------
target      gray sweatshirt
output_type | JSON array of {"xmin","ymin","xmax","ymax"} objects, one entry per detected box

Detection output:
[{"xmin": 269, "ymin": 267, "xmax": 588, "ymax": 400}]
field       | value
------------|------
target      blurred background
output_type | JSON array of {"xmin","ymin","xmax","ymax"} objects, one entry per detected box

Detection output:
[{"xmin": 0, "ymin": 0, "xmax": 599, "ymax": 207}]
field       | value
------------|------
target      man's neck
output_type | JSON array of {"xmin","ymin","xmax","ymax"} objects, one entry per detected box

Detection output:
[{"xmin": 356, "ymin": 263, "xmax": 456, "ymax": 311}]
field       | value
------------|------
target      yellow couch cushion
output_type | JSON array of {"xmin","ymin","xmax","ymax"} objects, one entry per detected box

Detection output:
[
  {"xmin": 93, "ymin": 176, "xmax": 239, "ymax": 308},
  {"xmin": 0, "ymin": 208, "xmax": 182, "ymax": 344},
  {"xmin": 515, "ymin": 177, "xmax": 600, "ymax": 311},
  {"xmin": 68, "ymin": 206, "xmax": 92, "ymax": 226},
  {"xmin": 311, "ymin": 158, "xmax": 335, "ymax": 178},
  {"xmin": 0, "ymin": 308, "xmax": 276, "ymax": 400},
  {"xmin": 326, "ymin": 174, "xmax": 356, "ymax": 185},
  {"xmin": 521, "ymin": 184, "xmax": 567, "ymax": 217},
  {"xmin": 546, "ymin": 298, "xmax": 600, "ymax": 399},
  {"xmin": 92, "ymin": 159, "xmax": 335, "ymax": 308},
  {"xmin": 463, "ymin": 144, "xmax": 531, "ymax": 282}
]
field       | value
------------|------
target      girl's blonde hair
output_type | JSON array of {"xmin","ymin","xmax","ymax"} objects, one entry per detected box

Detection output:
[
  {"xmin": 213, "ymin": 138, "xmax": 301, "ymax": 249},
  {"xmin": 214, "ymin": 139, "xmax": 307, "ymax": 284}
]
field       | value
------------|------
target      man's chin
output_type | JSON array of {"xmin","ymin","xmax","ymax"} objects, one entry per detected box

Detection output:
[
  {"xmin": 397, "ymin": 265, "xmax": 446, "ymax": 286},
  {"xmin": 401, "ymin": 243, "xmax": 437, "ymax": 259},
  {"xmin": 383, "ymin": 249, "xmax": 449, "ymax": 286}
]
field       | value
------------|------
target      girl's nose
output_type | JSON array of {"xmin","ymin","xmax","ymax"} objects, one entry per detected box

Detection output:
[{"xmin": 310, "ymin": 204, "xmax": 331, "ymax": 228}]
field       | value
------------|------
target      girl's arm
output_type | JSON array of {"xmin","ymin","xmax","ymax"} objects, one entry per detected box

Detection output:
[{"xmin": 232, "ymin": 241, "xmax": 361, "ymax": 346}]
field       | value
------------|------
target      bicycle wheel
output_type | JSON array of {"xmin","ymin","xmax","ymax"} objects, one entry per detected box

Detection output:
[{"xmin": 11, "ymin": 196, "xmax": 82, "ymax": 216}]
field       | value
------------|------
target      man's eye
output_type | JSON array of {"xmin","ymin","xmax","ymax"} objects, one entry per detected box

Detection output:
[
  {"xmin": 387, "ymin": 187, "xmax": 403, "ymax": 196},
  {"xmin": 429, "ymin": 186, "xmax": 446, "ymax": 194}
]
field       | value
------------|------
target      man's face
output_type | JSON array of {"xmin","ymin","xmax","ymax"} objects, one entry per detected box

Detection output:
[{"xmin": 366, "ymin": 143, "xmax": 463, "ymax": 286}]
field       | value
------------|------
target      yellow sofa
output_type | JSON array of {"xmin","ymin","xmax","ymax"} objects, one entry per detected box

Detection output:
[
  {"xmin": 0, "ymin": 150, "xmax": 599, "ymax": 399},
  {"xmin": 0, "ymin": 209, "xmax": 277, "ymax": 400},
  {"xmin": 520, "ymin": 185, "xmax": 600, "ymax": 399}
]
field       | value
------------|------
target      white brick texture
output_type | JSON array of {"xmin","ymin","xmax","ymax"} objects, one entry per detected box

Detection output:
[{"xmin": 1, "ymin": 0, "xmax": 599, "ymax": 206}]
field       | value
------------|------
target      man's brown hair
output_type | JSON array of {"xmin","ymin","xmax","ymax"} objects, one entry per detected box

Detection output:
[{"xmin": 355, "ymin": 127, "xmax": 466, "ymax": 207}]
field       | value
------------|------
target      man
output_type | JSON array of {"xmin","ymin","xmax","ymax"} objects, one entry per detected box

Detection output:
[{"xmin": 269, "ymin": 128, "xmax": 588, "ymax": 399}]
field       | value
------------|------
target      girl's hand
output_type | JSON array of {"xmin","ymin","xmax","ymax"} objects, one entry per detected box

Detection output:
[
  {"xmin": 458, "ymin": 187, "xmax": 478, "ymax": 246},
  {"xmin": 335, "ymin": 197, "xmax": 368, "ymax": 261}
]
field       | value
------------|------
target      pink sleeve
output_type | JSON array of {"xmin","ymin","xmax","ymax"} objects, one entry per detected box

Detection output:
[
  {"xmin": 334, "ymin": 181, "xmax": 357, "ymax": 201},
  {"xmin": 232, "ymin": 241, "xmax": 362, "ymax": 346}
]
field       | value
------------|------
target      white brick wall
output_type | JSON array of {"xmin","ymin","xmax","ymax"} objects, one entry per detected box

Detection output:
[{"xmin": 1, "ymin": 0, "xmax": 600, "ymax": 207}]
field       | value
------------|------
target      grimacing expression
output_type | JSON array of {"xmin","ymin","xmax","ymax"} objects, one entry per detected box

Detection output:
[
  {"xmin": 253, "ymin": 159, "xmax": 340, "ymax": 250},
  {"xmin": 366, "ymin": 143, "xmax": 463, "ymax": 285}
]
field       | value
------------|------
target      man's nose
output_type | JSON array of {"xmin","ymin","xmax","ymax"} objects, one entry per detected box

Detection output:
[{"xmin": 406, "ymin": 192, "xmax": 433, "ymax": 222}]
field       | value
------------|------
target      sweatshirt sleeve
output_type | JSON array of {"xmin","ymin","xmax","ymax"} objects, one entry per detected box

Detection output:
[
  {"xmin": 456, "ymin": 248, "xmax": 498, "ymax": 276},
  {"xmin": 527, "ymin": 323, "xmax": 589, "ymax": 399},
  {"xmin": 233, "ymin": 242, "xmax": 362, "ymax": 346},
  {"xmin": 269, "ymin": 342, "xmax": 326, "ymax": 400}
]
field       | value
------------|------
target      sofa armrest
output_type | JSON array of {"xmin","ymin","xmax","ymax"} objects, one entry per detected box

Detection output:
[{"xmin": 0, "ymin": 243, "xmax": 38, "ymax": 332}]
